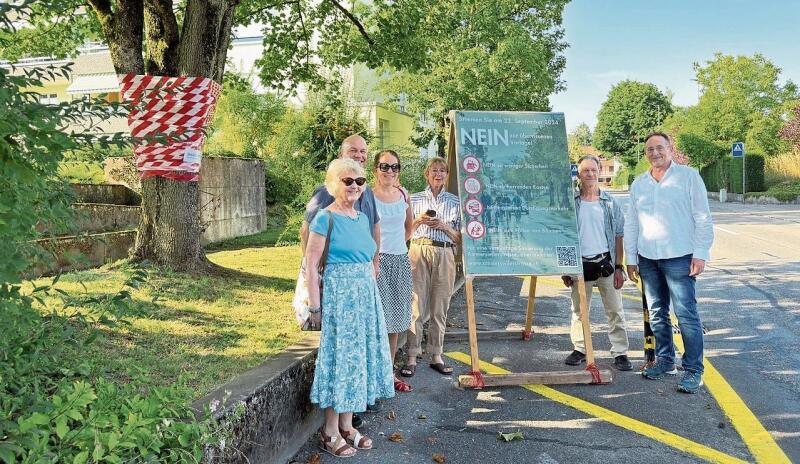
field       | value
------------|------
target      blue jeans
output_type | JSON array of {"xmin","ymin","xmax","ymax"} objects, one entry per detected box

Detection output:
[{"xmin": 638, "ymin": 254, "xmax": 704, "ymax": 374}]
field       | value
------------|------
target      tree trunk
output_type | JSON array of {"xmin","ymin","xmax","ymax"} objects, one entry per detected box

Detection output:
[
  {"xmin": 93, "ymin": 0, "xmax": 145, "ymax": 75},
  {"xmin": 143, "ymin": 0, "xmax": 180, "ymax": 76},
  {"xmin": 133, "ymin": 177, "xmax": 207, "ymax": 270},
  {"xmin": 178, "ymin": 0, "xmax": 237, "ymax": 82}
]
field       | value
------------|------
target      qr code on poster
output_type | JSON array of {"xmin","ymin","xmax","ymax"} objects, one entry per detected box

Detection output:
[{"xmin": 556, "ymin": 246, "xmax": 578, "ymax": 267}]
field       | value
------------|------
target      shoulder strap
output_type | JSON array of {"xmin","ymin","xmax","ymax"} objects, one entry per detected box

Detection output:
[
  {"xmin": 397, "ymin": 186, "xmax": 407, "ymax": 202},
  {"xmin": 319, "ymin": 211, "xmax": 334, "ymax": 273}
]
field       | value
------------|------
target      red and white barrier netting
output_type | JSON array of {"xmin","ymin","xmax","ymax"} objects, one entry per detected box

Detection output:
[{"xmin": 118, "ymin": 74, "xmax": 221, "ymax": 182}]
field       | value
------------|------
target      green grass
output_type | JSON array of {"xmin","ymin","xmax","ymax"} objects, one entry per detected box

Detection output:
[
  {"xmin": 58, "ymin": 161, "xmax": 106, "ymax": 184},
  {"xmin": 206, "ymin": 208, "xmax": 302, "ymax": 251},
  {"xmin": 205, "ymin": 228, "xmax": 283, "ymax": 250},
  {"xmin": 32, "ymin": 241, "xmax": 305, "ymax": 397}
]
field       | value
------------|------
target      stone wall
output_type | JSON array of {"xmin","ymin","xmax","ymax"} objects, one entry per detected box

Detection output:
[
  {"xmin": 707, "ymin": 191, "xmax": 800, "ymax": 204},
  {"xmin": 71, "ymin": 204, "xmax": 140, "ymax": 234},
  {"xmin": 195, "ymin": 335, "xmax": 322, "ymax": 464},
  {"xmin": 32, "ymin": 230, "xmax": 137, "ymax": 276},
  {"xmin": 71, "ymin": 183, "xmax": 141, "ymax": 206},
  {"xmin": 199, "ymin": 158, "xmax": 267, "ymax": 244},
  {"xmin": 104, "ymin": 157, "xmax": 268, "ymax": 244}
]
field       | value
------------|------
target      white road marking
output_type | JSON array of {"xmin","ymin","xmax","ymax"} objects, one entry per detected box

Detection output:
[{"xmin": 715, "ymin": 225, "xmax": 740, "ymax": 235}]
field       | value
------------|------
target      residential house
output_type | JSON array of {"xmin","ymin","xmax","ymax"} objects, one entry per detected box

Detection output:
[{"xmin": 579, "ymin": 145, "xmax": 621, "ymax": 188}]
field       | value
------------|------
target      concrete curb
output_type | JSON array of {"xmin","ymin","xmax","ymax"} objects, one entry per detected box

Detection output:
[
  {"xmin": 708, "ymin": 191, "xmax": 800, "ymax": 204},
  {"xmin": 194, "ymin": 333, "xmax": 322, "ymax": 464}
]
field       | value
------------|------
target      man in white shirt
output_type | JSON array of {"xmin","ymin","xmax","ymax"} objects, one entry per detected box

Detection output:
[
  {"xmin": 625, "ymin": 132, "xmax": 714, "ymax": 394},
  {"xmin": 562, "ymin": 156, "xmax": 631, "ymax": 371}
]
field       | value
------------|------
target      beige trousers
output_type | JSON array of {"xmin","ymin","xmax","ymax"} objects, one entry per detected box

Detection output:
[
  {"xmin": 404, "ymin": 243, "xmax": 456, "ymax": 357},
  {"xmin": 569, "ymin": 274, "xmax": 629, "ymax": 356}
]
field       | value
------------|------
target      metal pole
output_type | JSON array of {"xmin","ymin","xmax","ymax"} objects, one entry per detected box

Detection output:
[{"xmin": 742, "ymin": 154, "xmax": 746, "ymax": 204}]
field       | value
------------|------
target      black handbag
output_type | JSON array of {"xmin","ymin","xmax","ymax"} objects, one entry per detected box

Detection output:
[{"xmin": 582, "ymin": 253, "xmax": 614, "ymax": 282}]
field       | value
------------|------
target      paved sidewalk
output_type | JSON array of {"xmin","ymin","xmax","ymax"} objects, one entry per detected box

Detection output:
[{"xmin": 290, "ymin": 275, "xmax": 752, "ymax": 464}]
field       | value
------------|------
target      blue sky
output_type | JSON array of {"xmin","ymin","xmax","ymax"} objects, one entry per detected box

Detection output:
[{"xmin": 549, "ymin": 0, "xmax": 800, "ymax": 132}]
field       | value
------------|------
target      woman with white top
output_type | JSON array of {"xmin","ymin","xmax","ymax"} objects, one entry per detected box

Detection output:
[{"xmin": 372, "ymin": 149, "xmax": 414, "ymax": 392}]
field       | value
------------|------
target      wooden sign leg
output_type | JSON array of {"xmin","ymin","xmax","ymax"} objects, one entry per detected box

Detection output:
[
  {"xmin": 576, "ymin": 275, "xmax": 595, "ymax": 366},
  {"xmin": 465, "ymin": 277, "xmax": 481, "ymax": 374},
  {"xmin": 523, "ymin": 276, "xmax": 537, "ymax": 340}
]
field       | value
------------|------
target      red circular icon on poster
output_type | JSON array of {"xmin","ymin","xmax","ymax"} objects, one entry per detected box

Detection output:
[
  {"xmin": 463, "ymin": 176, "xmax": 482, "ymax": 195},
  {"xmin": 464, "ymin": 198, "xmax": 484, "ymax": 217},
  {"xmin": 466, "ymin": 219, "xmax": 486, "ymax": 240},
  {"xmin": 462, "ymin": 156, "xmax": 481, "ymax": 174}
]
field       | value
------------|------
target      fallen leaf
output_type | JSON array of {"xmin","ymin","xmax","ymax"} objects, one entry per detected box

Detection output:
[
  {"xmin": 497, "ymin": 430, "xmax": 524, "ymax": 442},
  {"xmin": 386, "ymin": 410, "xmax": 397, "ymax": 420},
  {"xmin": 418, "ymin": 414, "xmax": 427, "ymax": 420},
  {"xmin": 432, "ymin": 453, "xmax": 446, "ymax": 463},
  {"xmin": 389, "ymin": 432, "xmax": 403, "ymax": 442},
  {"xmin": 306, "ymin": 452, "xmax": 321, "ymax": 464}
]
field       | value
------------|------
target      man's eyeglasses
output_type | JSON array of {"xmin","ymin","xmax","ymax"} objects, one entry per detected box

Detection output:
[
  {"xmin": 646, "ymin": 145, "xmax": 669, "ymax": 154},
  {"xmin": 341, "ymin": 177, "xmax": 367, "ymax": 186},
  {"xmin": 378, "ymin": 163, "xmax": 401, "ymax": 173}
]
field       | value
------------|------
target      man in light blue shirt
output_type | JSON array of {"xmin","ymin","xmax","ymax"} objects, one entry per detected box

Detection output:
[{"xmin": 625, "ymin": 132, "xmax": 714, "ymax": 394}]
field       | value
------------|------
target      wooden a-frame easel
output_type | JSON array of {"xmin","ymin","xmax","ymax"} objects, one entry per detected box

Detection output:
[
  {"xmin": 457, "ymin": 274, "xmax": 613, "ymax": 388},
  {"xmin": 444, "ymin": 110, "xmax": 613, "ymax": 389}
]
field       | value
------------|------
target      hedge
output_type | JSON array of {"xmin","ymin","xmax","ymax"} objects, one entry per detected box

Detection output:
[{"xmin": 700, "ymin": 154, "xmax": 765, "ymax": 193}]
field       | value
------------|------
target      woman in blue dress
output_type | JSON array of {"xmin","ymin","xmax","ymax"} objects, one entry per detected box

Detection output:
[{"xmin": 305, "ymin": 158, "xmax": 395, "ymax": 458}]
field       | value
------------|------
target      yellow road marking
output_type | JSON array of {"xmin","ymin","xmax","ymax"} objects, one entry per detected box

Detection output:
[
  {"xmin": 446, "ymin": 351, "xmax": 747, "ymax": 464},
  {"xmin": 625, "ymin": 291, "xmax": 789, "ymax": 463},
  {"xmin": 673, "ymin": 338, "xmax": 791, "ymax": 464},
  {"xmin": 501, "ymin": 280, "xmax": 790, "ymax": 463}
]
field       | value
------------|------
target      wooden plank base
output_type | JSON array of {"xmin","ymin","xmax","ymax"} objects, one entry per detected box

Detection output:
[
  {"xmin": 444, "ymin": 330, "xmax": 529, "ymax": 342},
  {"xmin": 457, "ymin": 369, "xmax": 613, "ymax": 388}
]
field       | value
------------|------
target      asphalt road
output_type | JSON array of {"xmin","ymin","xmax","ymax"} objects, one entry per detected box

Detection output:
[{"xmin": 291, "ymin": 195, "xmax": 800, "ymax": 464}]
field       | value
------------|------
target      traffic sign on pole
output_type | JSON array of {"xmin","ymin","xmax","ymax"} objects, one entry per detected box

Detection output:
[
  {"xmin": 731, "ymin": 142, "xmax": 746, "ymax": 202},
  {"xmin": 732, "ymin": 142, "xmax": 745, "ymax": 158}
]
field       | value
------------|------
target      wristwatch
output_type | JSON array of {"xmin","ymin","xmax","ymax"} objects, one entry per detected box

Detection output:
[
  {"xmin": 307, "ymin": 305, "xmax": 321, "ymax": 314},
  {"xmin": 614, "ymin": 264, "xmax": 624, "ymax": 271}
]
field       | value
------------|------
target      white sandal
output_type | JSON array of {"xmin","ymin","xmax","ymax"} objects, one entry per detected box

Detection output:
[{"xmin": 340, "ymin": 428, "xmax": 373, "ymax": 450}]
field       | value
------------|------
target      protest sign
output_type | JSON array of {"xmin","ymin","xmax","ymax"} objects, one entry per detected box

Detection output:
[{"xmin": 450, "ymin": 111, "xmax": 581, "ymax": 276}]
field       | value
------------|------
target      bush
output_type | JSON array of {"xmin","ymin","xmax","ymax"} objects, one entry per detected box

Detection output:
[
  {"xmin": 611, "ymin": 165, "xmax": 631, "ymax": 188},
  {"xmin": 205, "ymin": 82, "xmax": 285, "ymax": 159},
  {"xmin": 700, "ymin": 154, "xmax": 765, "ymax": 193},
  {"xmin": 764, "ymin": 150, "xmax": 800, "ymax": 187},
  {"xmin": 753, "ymin": 181, "xmax": 800, "ymax": 202},
  {"xmin": 729, "ymin": 153, "xmax": 765, "ymax": 193},
  {"xmin": 0, "ymin": 279, "xmax": 213, "ymax": 463},
  {"xmin": 58, "ymin": 161, "xmax": 105, "ymax": 184}
]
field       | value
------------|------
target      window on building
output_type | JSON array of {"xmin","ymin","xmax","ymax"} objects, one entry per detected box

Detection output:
[{"xmin": 38, "ymin": 93, "xmax": 58, "ymax": 105}]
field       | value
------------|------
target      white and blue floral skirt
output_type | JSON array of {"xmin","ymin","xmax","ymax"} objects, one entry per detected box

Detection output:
[{"xmin": 311, "ymin": 262, "xmax": 395, "ymax": 413}]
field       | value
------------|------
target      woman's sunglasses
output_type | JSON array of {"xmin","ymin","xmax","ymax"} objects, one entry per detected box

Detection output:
[
  {"xmin": 378, "ymin": 163, "xmax": 401, "ymax": 173},
  {"xmin": 341, "ymin": 177, "xmax": 367, "ymax": 186}
]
